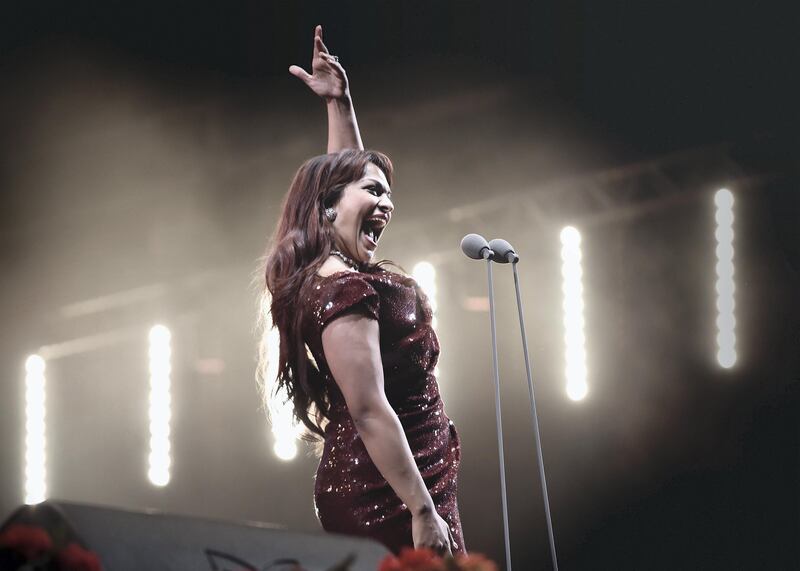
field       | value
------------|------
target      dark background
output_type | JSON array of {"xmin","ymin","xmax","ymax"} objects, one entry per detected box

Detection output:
[{"xmin": 1, "ymin": 1, "xmax": 798, "ymax": 569}]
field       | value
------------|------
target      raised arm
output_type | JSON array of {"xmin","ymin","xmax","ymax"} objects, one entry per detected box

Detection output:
[{"xmin": 289, "ymin": 25, "xmax": 364, "ymax": 152}]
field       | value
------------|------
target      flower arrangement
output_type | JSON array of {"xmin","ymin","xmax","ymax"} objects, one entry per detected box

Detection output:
[
  {"xmin": 378, "ymin": 547, "xmax": 499, "ymax": 571},
  {"xmin": 0, "ymin": 507, "xmax": 102, "ymax": 571},
  {"xmin": 0, "ymin": 522, "xmax": 101, "ymax": 571}
]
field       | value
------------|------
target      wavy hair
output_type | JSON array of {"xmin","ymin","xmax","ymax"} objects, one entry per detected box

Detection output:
[{"xmin": 254, "ymin": 149, "xmax": 394, "ymax": 457}]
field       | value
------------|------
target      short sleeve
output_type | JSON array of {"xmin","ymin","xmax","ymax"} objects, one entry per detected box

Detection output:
[{"xmin": 315, "ymin": 273, "xmax": 380, "ymax": 329}]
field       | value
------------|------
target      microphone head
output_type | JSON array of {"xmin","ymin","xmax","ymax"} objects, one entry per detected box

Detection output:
[
  {"xmin": 460, "ymin": 233, "xmax": 492, "ymax": 260},
  {"xmin": 488, "ymin": 238, "xmax": 519, "ymax": 263}
]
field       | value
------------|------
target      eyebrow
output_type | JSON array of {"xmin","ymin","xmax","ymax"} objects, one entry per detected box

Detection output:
[{"xmin": 364, "ymin": 178, "xmax": 392, "ymax": 194}]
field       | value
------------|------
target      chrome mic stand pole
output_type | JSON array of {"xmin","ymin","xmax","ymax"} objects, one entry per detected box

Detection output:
[
  {"xmin": 487, "ymin": 237, "xmax": 559, "ymax": 571},
  {"xmin": 511, "ymin": 260, "xmax": 559, "ymax": 571},
  {"xmin": 486, "ymin": 254, "xmax": 513, "ymax": 571}
]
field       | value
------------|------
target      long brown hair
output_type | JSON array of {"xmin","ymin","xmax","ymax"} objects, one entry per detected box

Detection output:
[{"xmin": 255, "ymin": 149, "xmax": 394, "ymax": 456}]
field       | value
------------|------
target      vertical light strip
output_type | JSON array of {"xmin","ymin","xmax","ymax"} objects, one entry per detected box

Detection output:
[
  {"xmin": 413, "ymin": 261, "xmax": 439, "ymax": 375},
  {"xmin": 148, "ymin": 325, "xmax": 172, "ymax": 486},
  {"xmin": 714, "ymin": 189, "xmax": 736, "ymax": 368},
  {"xmin": 413, "ymin": 261, "xmax": 438, "ymax": 324},
  {"xmin": 265, "ymin": 302, "xmax": 301, "ymax": 461},
  {"xmin": 24, "ymin": 355, "xmax": 47, "ymax": 504},
  {"xmin": 560, "ymin": 226, "xmax": 588, "ymax": 401}
]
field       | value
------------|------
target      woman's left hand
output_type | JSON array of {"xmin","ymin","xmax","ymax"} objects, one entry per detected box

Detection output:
[{"xmin": 289, "ymin": 25, "xmax": 349, "ymax": 102}]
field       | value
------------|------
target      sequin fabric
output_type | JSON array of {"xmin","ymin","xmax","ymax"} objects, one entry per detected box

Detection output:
[{"xmin": 301, "ymin": 267, "xmax": 465, "ymax": 555}]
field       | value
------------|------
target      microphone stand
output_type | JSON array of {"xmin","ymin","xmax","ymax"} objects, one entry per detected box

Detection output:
[
  {"xmin": 485, "ymin": 253, "xmax": 513, "ymax": 571},
  {"xmin": 511, "ymin": 261, "xmax": 559, "ymax": 571}
]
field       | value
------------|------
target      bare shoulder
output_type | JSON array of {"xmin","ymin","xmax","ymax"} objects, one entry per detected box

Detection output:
[{"xmin": 317, "ymin": 257, "xmax": 354, "ymax": 278}]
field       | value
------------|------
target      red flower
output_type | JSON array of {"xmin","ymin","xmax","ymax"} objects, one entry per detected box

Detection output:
[
  {"xmin": 0, "ymin": 523, "xmax": 53, "ymax": 560},
  {"xmin": 378, "ymin": 555, "xmax": 405, "ymax": 571},
  {"xmin": 378, "ymin": 547, "xmax": 446, "ymax": 571},
  {"xmin": 56, "ymin": 542, "xmax": 102, "ymax": 571},
  {"xmin": 378, "ymin": 546, "xmax": 501, "ymax": 571},
  {"xmin": 452, "ymin": 552, "xmax": 499, "ymax": 571}
]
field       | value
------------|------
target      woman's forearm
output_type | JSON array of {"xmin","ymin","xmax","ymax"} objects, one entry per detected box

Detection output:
[
  {"xmin": 326, "ymin": 94, "xmax": 364, "ymax": 152},
  {"xmin": 353, "ymin": 404, "xmax": 435, "ymax": 517}
]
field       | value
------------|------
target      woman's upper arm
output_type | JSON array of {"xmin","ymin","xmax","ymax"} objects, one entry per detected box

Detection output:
[{"xmin": 321, "ymin": 312, "xmax": 387, "ymax": 421}]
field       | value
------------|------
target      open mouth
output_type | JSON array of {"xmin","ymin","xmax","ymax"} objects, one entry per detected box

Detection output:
[{"xmin": 360, "ymin": 216, "xmax": 388, "ymax": 249}]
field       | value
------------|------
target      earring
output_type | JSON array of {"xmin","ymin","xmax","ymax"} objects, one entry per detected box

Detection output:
[{"xmin": 324, "ymin": 207, "xmax": 337, "ymax": 222}]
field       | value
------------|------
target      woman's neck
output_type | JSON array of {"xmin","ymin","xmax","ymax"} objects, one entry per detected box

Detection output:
[
  {"xmin": 317, "ymin": 256, "xmax": 357, "ymax": 277},
  {"xmin": 329, "ymin": 248, "xmax": 360, "ymax": 270}
]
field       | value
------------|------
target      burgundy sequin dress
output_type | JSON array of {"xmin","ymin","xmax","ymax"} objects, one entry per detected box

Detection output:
[{"xmin": 301, "ymin": 267, "xmax": 466, "ymax": 555}]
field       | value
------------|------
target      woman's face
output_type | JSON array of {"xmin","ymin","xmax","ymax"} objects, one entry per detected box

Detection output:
[{"xmin": 331, "ymin": 162, "xmax": 394, "ymax": 263}]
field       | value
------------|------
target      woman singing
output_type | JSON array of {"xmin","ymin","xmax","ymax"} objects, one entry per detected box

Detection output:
[{"xmin": 257, "ymin": 25, "xmax": 465, "ymax": 556}]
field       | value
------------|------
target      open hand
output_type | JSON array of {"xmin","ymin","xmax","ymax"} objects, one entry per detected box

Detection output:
[{"xmin": 289, "ymin": 25, "xmax": 349, "ymax": 102}]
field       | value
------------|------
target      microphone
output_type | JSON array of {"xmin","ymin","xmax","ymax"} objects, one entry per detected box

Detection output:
[
  {"xmin": 460, "ymin": 231, "xmax": 514, "ymax": 571},
  {"xmin": 460, "ymin": 233, "xmax": 494, "ymax": 260},
  {"xmin": 488, "ymin": 238, "xmax": 519, "ymax": 264}
]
